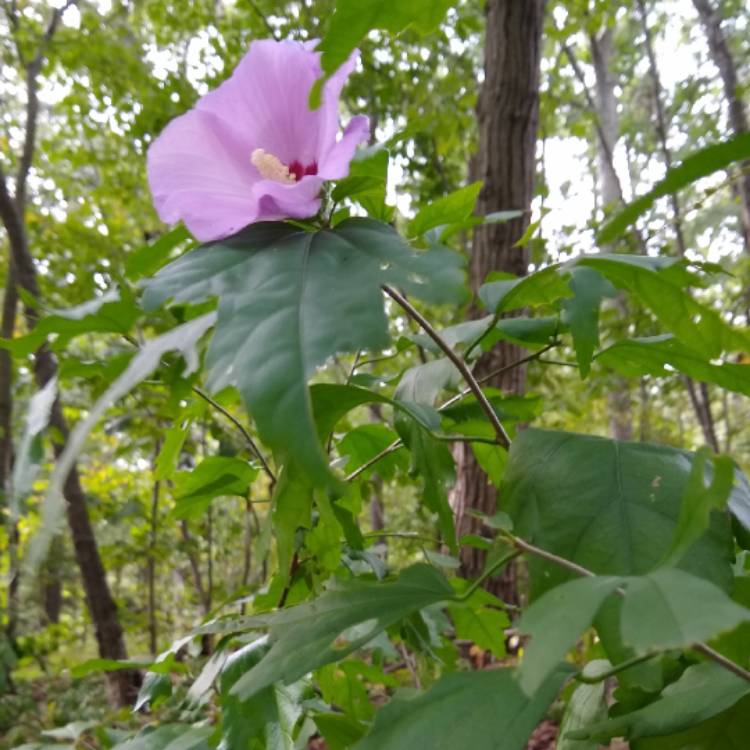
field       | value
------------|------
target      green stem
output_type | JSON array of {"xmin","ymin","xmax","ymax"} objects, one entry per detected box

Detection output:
[
  {"xmin": 502, "ymin": 530, "xmax": 750, "ymax": 684},
  {"xmin": 383, "ymin": 284, "xmax": 511, "ymax": 449},
  {"xmin": 454, "ymin": 550, "xmax": 521, "ymax": 602},
  {"xmin": 575, "ymin": 651, "xmax": 659, "ymax": 684}
]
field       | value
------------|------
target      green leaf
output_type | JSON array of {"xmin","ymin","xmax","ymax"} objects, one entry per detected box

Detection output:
[
  {"xmin": 338, "ymin": 424, "xmax": 405, "ymax": 481},
  {"xmin": 354, "ymin": 667, "xmax": 572, "ymax": 750},
  {"xmin": 395, "ymin": 358, "xmax": 460, "ymax": 406},
  {"xmin": 410, "ymin": 182, "xmax": 482, "ymax": 237},
  {"xmin": 502, "ymin": 429, "xmax": 734, "ymax": 599},
  {"xmin": 478, "ymin": 265, "xmax": 572, "ymax": 313},
  {"xmin": 447, "ymin": 595, "xmax": 509, "ymax": 659},
  {"xmin": 219, "ymin": 640, "xmax": 303, "ymax": 750},
  {"xmin": 661, "ymin": 449, "xmax": 736, "ymax": 567},
  {"xmin": 597, "ymin": 335, "xmax": 750, "ymax": 397},
  {"xmin": 230, "ymin": 564, "xmax": 453, "ymax": 699},
  {"xmin": 562, "ymin": 266, "xmax": 615, "ymax": 377},
  {"xmin": 395, "ymin": 417, "xmax": 457, "ymax": 550},
  {"xmin": 125, "ymin": 225, "xmax": 192, "ymax": 281},
  {"xmin": 567, "ymin": 662, "xmax": 750, "ymax": 743},
  {"xmin": 620, "ymin": 568, "xmax": 750, "ymax": 652},
  {"xmin": 313, "ymin": 0, "xmax": 453, "ymax": 106},
  {"xmin": 634, "ymin": 694, "xmax": 750, "ymax": 749},
  {"xmin": 172, "ymin": 456, "xmax": 257, "ymax": 519},
  {"xmin": 72, "ymin": 653, "xmax": 184, "ymax": 679},
  {"xmin": 41, "ymin": 721, "xmax": 98, "ymax": 742},
  {"xmin": 11, "ymin": 377, "xmax": 57, "ymax": 520},
  {"xmin": 314, "ymin": 714, "xmax": 368, "ymax": 750},
  {"xmin": 111, "ymin": 725, "xmax": 212, "ymax": 750},
  {"xmin": 310, "ymin": 383, "xmax": 390, "ymax": 441},
  {"xmin": 134, "ymin": 672, "xmax": 172, "ymax": 712},
  {"xmin": 599, "ymin": 133, "xmax": 750, "ymax": 244},
  {"xmin": 331, "ymin": 146, "xmax": 390, "ymax": 219},
  {"xmin": 272, "ymin": 468, "xmax": 313, "ymax": 581},
  {"xmin": 557, "ymin": 661, "xmax": 610, "ymax": 750},
  {"xmin": 142, "ymin": 219, "xmax": 464, "ymax": 488},
  {"xmin": 517, "ymin": 576, "xmax": 623, "ymax": 695},
  {"xmin": 1, "ymin": 287, "xmax": 140, "ymax": 356},
  {"xmin": 155, "ymin": 423, "xmax": 189, "ymax": 481},
  {"xmin": 31, "ymin": 314, "xmax": 215, "ymax": 568},
  {"xmin": 572, "ymin": 256, "xmax": 750, "ymax": 357}
]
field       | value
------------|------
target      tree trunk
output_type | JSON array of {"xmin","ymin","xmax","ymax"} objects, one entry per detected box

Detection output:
[
  {"xmin": 0, "ymin": 170, "xmax": 140, "ymax": 707},
  {"xmin": 1, "ymin": 270, "xmax": 19, "ymax": 647},
  {"xmin": 692, "ymin": 0, "xmax": 750, "ymax": 252},
  {"xmin": 147, "ymin": 472, "xmax": 160, "ymax": 656},
  {"xmin": 638, "ymin": 0, "xmax": 719, "ymax": 450},
  {"xmin": 450, "ymin": 0, "xmax": 546, "ymax": 598},
  {"xmin": 589, "ymin": 28, "xmax": 634, "ymax": 442}
]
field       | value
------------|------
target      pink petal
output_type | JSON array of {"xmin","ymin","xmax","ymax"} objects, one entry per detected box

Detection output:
[
  {"xmin": 251, "ymin": 175, "xmax": 324, "ymax": 222},
  {"xmin": 197, "ymin": 40, "xmax": 323, "ymax": 170},
  {"xmin": 315, "ymin": 49, "xmax": 360, "ymax": 160},
  {"xmin": 147, "ymin": 108, "xmax": 260, "ymax": 242},
  {"xmin": 318, "ymin": 115, "xmax": 371, "ymax": 180}
]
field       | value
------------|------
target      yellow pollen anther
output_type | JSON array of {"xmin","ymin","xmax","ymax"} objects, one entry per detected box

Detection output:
[{"xmin": 251, "ymin": 148, "xmax": 296, "ymax": 184}]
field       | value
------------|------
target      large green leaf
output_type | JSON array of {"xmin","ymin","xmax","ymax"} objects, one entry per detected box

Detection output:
[
  {"xmin": 517, "ymin": 576, "xmax": 623, "ymax": 695},
  {"xmin": 219, "ymin": 640, "xmax": 303, "ymax": 750},
  {"xmin": 620, "ymin": 568, "xmax": 750, "ymax": 652},
  {"xmin": 571, "ymin": 256, "xmax": 750, "ymax": 357},
  {"xmin": 634, "ymin": 694, "xmax": 750, "ymax": 749},
  {"xmin": 597, "ymin": 335, "xmax": 750, "ymax": 397},
  {"xmin": 566, "ymin": 662, "xmax": 750, "ymax": 743},
  {"xmin": 599, "ymin": 133, "xmax": 750, "ymax": 244},
  {"xmin": 502, "ymin": 429, "xmax": 734, "ymax": 599},
  {"xmin": 354, "ymin": 667, "xmax": 571, "ymax": 750},
  {"xmin": 230, "ymin": 564, "xmax": 453, "ymax": 699},
  {"xmin": 142, "ymin": 219, "xmax": 464, "ymax": 487}
]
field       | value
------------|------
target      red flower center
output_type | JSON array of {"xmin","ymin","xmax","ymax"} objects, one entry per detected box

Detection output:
[{"xmin": 288, "ymin": 160, "xmax": 318, "ymax": 182}]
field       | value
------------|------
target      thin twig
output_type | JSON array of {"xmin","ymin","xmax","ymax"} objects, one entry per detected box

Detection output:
[
  {"xmin": 439, "ymin": 341, "xmax": 560, "ymax": 412},
  {"xmin": 382, "ymin": 285, "xmax": 511, "ymax": 449},
  {"xmin": 454, "ymin": 550, "xmax": 521, "ymax": 602},
  {"xmin": 505, "ymin": 533, "xmax": 595, "ymax": 579},
  {"xmin": 503, "ymin": 531, "xmax": 750, "ymax": 684},
  {"xmin": 575, "ymin": 651, "xmax": 659, "ymax": 684},
  {"xmin": 345, "ymin": 343, "xmax": 559, "ymax": 483},
  {"xmin": 247, "ymin": 0, "xmax": 280, "ymax": 39},
  {"xmin": 192, "ymin": 386, "xmax": 276, "ymax": 486}
]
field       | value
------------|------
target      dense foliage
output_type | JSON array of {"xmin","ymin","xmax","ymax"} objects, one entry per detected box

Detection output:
[{"xmin": 1, "ymin": 1, "xmax": 750, "ymax": 749}]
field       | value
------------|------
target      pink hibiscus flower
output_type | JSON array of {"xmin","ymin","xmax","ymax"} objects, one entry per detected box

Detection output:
[{"xmin": 147, "ymin": 39, "xmax": 370, "ymax": 242}]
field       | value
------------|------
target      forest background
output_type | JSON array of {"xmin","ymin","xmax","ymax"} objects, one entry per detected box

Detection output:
[{"xmin": 1, "ymin": 0, "xmax": 750, "ymax": 748}]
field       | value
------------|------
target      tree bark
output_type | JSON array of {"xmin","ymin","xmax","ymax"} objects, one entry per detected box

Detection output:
[
  {"xmin": 450, "ymin": 0, "xmax": 546, "ymax": 598},
  {"xmin": 0, "ymin": 168, "xmax": 140, "ymax": 707},
  {"xmin": 692, "ymin": 0, "xmax": 750, "ymax": 252},
  {"xmin": 1, "ymin": 270, "xmax": 19, "ymax": 646},
  {"xmin": 638, "ymin": 0, "xmax": 719, "ymax": 451},
  {"xmin": 147, "ymin": 471, "xmax": 160, "ymax": 657}
]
